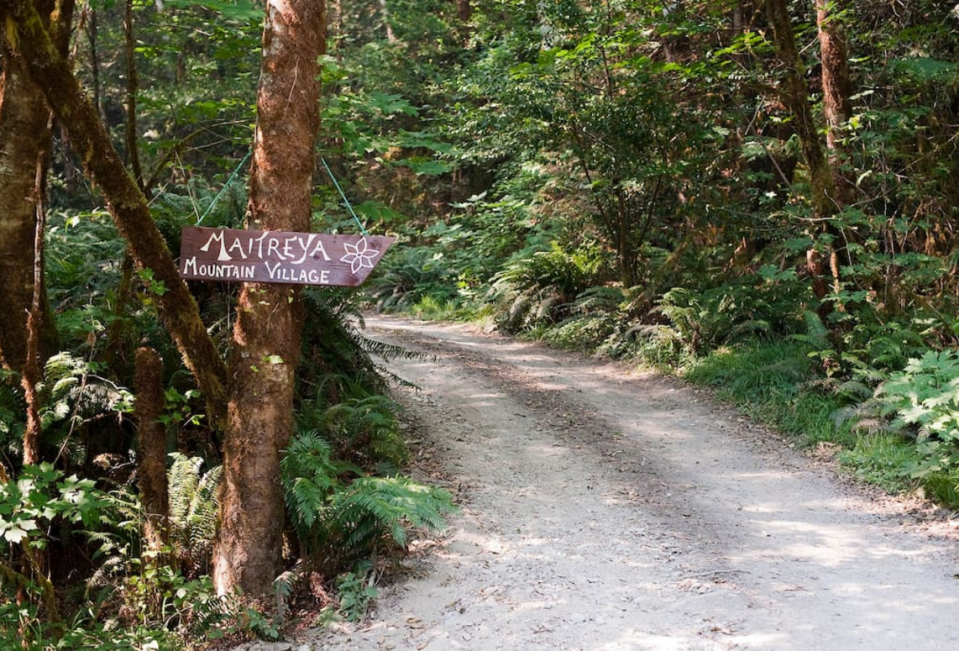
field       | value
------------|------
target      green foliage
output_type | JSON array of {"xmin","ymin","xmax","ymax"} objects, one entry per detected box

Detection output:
[
  {"xmin": 490, "ymin": 243, "xmax": 603, "ymax": 333},
  {"xmin": 0, "ymin": 464, "xmax": 108, "ymax": 644},
  {"xmin": 839, "ymin": 351, "xmax": 959, "ymax": 488},
  {"xmin": 334, "ymin": 561, "xmax": 377, "ymax": 622},
  {"xmin": 838, "ymin": 434, "xmax": 922, "ymax": 493},
  {"xmin": 368, "ymin": 246, "xmax": 460, "ymax": 313},
  {"xmin": 0, "ymin": 463, "xmax": 106, "ymax": 550},
  {"xmin": 280, "ymin": 431, "xmax": 456, "ymax": 575},
  {"xmin": 686, "ymin": 342, "xmax": 854, "ymax": 446},
  {"xmin": 168, "ymin": 453, "xmax": 222, "ymax": 577}
]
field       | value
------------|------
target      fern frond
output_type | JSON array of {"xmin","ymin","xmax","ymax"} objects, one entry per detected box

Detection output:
[{"xmin": 802, "ymin": 310, "xmax": 829, "ymax": 348}]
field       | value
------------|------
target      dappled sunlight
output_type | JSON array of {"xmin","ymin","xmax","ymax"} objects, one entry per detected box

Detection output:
[{"xmin": 343, "ymin": 318, "xmax": 959, "ymax": 650}]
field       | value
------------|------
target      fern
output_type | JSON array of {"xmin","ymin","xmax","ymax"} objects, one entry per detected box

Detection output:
[
  {"xmin": 799, "ymin": 310, "xmax": 830, "ymax": 349},
  {"xmin": 327, "ymin": 476, "xmax": 455, "ymax": 561},
  {"xmin": 168, "ymin": 453, "xmax": 221, "ymax": 576},
  {"xmin": 280, "ymin": 430, "xmax": 455, "ymax": 574}
]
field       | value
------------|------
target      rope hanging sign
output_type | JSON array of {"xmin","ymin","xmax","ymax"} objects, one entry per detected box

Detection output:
[
  {"xmin": 179, "ymin": 156, "xmax": 392, "ymax": 287},
  {"xmin": 179, "ymin": 226, "xmax": 393, "ymax": 287}
]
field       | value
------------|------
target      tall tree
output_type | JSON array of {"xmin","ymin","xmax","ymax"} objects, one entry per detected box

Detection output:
[
  {"xmin": 0, "ymin": 0, "xmax": 69, "ymax": 375},
  {"xmin": 1, "ymin": 0, "xmax": 327, "ymax": 597},
  {"xmin": 213, "ymin": 0, "xmax": 326, "ymax": 596},
  {"xmin": 764, "ymin": 0, "xmax": 841, "ymax": 297}
]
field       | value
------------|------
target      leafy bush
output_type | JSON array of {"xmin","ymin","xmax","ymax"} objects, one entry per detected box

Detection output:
[
  {"xmin": 280, "ymin": 431, "xmax": 456, "ymax": 575},
  {"xmin": 0, "ymin": 464, "xmax": 108, "ymax": 645},
  {"xmin": 489, "ymin": 243, "xmax": 602, "ymax": 332},
  {"xmin": 868, "ymin": 351, "xmax": 959, "ymax": 480}
]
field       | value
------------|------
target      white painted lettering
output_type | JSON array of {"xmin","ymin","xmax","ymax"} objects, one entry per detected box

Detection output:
[
  {"xmin": 200, "ymin": 231, "xmax": 232, "ymax": 262},
  {"xmin": 308, "ymin": 239, "xmax": 331, "ymax": 261},
  {"xmin": 227, "ymin": 237, "xmax": 248, "ymax": 260},
  {"xmin": 292, "ymin": 234, "xmax": 316, "ymax": 264},
  {"xmin": 266, "ymin": 236, "xmax": 282, "ymax": 260},
  {"xmin": 282, "ymin": 236, "xmax": 299, "ymax": 260}
]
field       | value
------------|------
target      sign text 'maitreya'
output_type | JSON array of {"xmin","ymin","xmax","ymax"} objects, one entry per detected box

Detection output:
[{"xmin": 178, "ymin": 226, "xmax": 394, "ymax": 287}]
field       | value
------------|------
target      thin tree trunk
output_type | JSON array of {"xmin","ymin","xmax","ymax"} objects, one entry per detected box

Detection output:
[
  {"xmin": 83, "ymin": 5, "xmax": 104, "ymax": 123},
  {"xmin": 1, "ymin": 0, "xmax": 230, "ymax": 423},
  {"xmin": 213, "ymin": 0, "xmax": 326, "ymax": 597},
  {"xmin": 135, "ymin": 347, "xmax": 168, "ymax": 552},
  {"xmin": 764, "ymin": 0, "xmax": 840, "ymax": 298},
  {"xmin": 455, "ymin": 0, "xmax": 472, "ymax": 23},
  {"xmin": 123, "ymin": 0, "xmax": 143, "ymax": 188},
  {"xmin": 378, "ymin": 0, "xmax": 396, "ymax": 43},
  {"xmin": 21, "ymin": 149, "xmax": 48, "ymax": 466},
  {"xmin": 815, "ymin": 0, "xmax": 855, "ymax": 204}
]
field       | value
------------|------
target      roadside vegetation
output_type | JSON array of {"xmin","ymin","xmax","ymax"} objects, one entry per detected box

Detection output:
[{"xmin": 357, "ymin": 0, "xmax": 959, "ymax": 511}]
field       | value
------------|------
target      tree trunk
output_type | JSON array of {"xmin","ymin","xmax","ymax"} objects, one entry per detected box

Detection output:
[
  {"xmin": 764, "ymin": 0, "xmax": 840, "ymax": 298},
  {"xmin": 764, "ymin": 0, "xmax": 835, "ymax": 218},
  {"xmin": 123, "ymin": 0, "xmax": 143, "ymax": 188},
  {"xmin": 815, "ymin": 0, "xmax": 855, "ymax": 205},
  {"xmin": 213, "ymin": 0, "xmax": 326, "ymax": 597},
  {"xmin": 0, "ymin": 0, "xmax": 68, "ymax": 374},
  {"xmin": 135, "ymin": 347, "xmax": 169, "ymax": 553},
  {"xmin": 0, "ymin": 0, "xmax": 230, "ymax": 422}
]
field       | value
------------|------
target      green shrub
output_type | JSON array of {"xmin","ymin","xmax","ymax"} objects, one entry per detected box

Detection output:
[
  {"xmin": 280, "ymin": 431, "xmax": 456, "ymax": 575},
  {"xmin": 489, "ymin": 243, "xmax": 602, "ymax": 332}
]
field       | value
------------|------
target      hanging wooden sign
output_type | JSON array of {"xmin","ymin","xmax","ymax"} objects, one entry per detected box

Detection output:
[{"xmin": 178, "ymin": 226, "xmax": 394, "ymax": 287}]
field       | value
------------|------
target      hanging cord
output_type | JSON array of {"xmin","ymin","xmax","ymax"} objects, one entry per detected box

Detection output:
[
  {"xmin": 321, "ymin": 157, "xmax": 369, "ymax": 236},
  {"xmin": 196, "ymin": 149, "xmax": 252, "ymax": 225}
]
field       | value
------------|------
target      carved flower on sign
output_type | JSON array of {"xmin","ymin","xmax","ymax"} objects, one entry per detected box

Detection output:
[{"xmin": 340, "ymin": 237, "xmax": 381, "ymax": 275}]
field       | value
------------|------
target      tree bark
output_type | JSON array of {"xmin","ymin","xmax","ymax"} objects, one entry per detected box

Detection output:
[
  {"xmin": 0, "ymin": 0, "xmax": 230, "ymax": 422},
  {"xmin": 765, "ymin": 0, "xmax": 840, "ymax": 298},
  {"xmin": 212, "ymin": 0, "xmax": 326, "ymax": 597},
  {"xmin": 135, "ymin": 347, "xmax": 169, "ymax": 552},
  {"xmin": 0, "ymin": 0, "xmax": 68, "ymax": 374},
  {"xmin": 764, "ymin": 0, "xmax": 835, "ymax": 218},
  {"xmin": 21, "ymin": 151, "xmax": 47, "ymax": 466},
  {"xmin": 815, "ymin": 0, "xmax": 855, "ymax": 205}
]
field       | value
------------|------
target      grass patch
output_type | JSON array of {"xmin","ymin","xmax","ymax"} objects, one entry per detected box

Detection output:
[
  {"xmin": 684, "ymin": 341, "xmax": 854, "ymax": 447},
  {"xmin": 837, "ymin": 433, "xmax": 920, "ymax": 493},
  {"xmin": 919, "ymin": 471, "xmax": 959, "ymax": 509}
]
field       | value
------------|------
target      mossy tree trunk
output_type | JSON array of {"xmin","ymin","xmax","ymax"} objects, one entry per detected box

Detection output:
[
  {"xmin": 135, "ymin": 347, "xmax": 169, "ymax": 553},
  {"xmin": 764, "ymin": 0, "xmax": 841, "ymax": 299},
  {"xmin": 212, "ymin": 0, "xmax": 326, "ymax": 597},
  {"xmin": 0, "ymin": 0, "xmax": 68, "ymax": 376},
  {"xmin": 0, "ymin": 0, "xmax": 230, "ymax": 421}
]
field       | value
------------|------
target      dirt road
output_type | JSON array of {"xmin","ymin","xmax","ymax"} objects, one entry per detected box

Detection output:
[{"xmin": 312, "ymin": 317, "xmax": 959, "ymax": 650}]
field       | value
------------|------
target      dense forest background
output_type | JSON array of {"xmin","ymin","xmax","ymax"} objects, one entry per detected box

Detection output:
[{"xmin": 3, "ymin": 0, "xmax": 959, "ymax": 648}]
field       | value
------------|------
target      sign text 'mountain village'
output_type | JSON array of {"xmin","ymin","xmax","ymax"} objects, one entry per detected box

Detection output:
[{"xmin": 178, "ymin": 226, "xmax": 394, "ymax": 287}]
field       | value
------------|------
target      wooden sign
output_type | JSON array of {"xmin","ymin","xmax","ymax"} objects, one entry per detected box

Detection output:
[{"xmin": 178, "ymin": 226, "xmax": 394, "ymax": 287}]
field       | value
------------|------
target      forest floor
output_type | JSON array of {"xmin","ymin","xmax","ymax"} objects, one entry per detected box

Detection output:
[{"xmin": 304, "ymin": 316, "xmax": 959, "ymax": 650}]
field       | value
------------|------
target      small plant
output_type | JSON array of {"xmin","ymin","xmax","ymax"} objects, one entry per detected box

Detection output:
[
  {"xmin": 335, "ymin": 561, "xmax": 378, "ymax": 622},
  {"xmin": 0, "ymin": 463, "xmax": 109, "ymax": 645}
]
